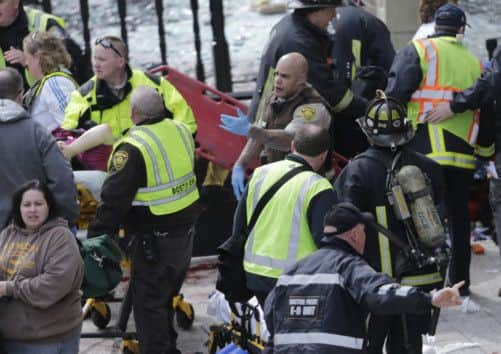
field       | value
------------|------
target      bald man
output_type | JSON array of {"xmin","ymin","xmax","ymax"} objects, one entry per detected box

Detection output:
[
  {"xmin": 231, "ymin": 52, "xmax": 332, "ymax": 199},
  {"xmin": 88, "ymin": 86, "xmax": 199, "ymax": 354}
]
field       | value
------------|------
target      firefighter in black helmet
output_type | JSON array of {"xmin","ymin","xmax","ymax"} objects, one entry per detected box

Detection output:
[
  {"xmin": 357, "ymin": 92, "xmax": 414, "ymax": 149},
  {"xmin": 334, "ymin": 91, "xmax": 447, "ymax": 354}
]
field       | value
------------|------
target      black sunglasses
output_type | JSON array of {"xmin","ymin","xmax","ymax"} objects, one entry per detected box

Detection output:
[{"xmin": 95, "ymin": 38, "xmax": 123, "ymax": 58}]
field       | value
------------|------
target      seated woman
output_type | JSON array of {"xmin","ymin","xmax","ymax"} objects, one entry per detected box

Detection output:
[
  {"xmin": 0, "ymin": 180, "xmax": 84, "ymax": 354},
  {"xmin": 23, "ymin": 31, "xmax": 78, "ymax": 134}
]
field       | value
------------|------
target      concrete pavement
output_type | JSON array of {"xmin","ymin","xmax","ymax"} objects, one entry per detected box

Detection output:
[{"xmin": 430, "ymin": 239, "xmax": 501, "ymax": 354}]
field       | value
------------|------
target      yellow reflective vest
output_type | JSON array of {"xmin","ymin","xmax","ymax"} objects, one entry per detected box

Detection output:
[
  {"xmin": 0, "ymin": 7, "xmax": 66, "ymax": 87},
  {"xmin": 63, "ymin": 67, "xmax": 197, "ymax": 138},
  {"xmin": 407, "ymin": 37, "xmax": 488, "ymax": 169},
  {"xmin": 110, "ymin": 119, "xmax": 199, "ymax": 215},
  {"xmin": 243, "ymin": 159, "xmax": 332, "ymax": 279}
]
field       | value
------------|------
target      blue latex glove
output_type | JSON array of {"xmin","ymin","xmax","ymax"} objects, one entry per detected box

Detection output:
[
  {"xmin": 231, "ymin": 164, "xmax": 245, "ymax": 200},
  {"xmin": 219, "ymin": 108, "xmax": 250, "ymax": 136}
]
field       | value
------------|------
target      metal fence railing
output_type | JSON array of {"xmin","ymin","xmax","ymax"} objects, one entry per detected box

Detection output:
[{"xmin": 26, "ymin": 0, "xmax": 235, "ymax": 93}]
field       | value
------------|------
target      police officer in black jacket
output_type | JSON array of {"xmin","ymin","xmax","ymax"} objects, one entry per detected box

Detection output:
[
  {"xmin": 88, "ymin": 86, "xmax": 200, "ymax": 354},
  {"xmin": 334, "ymin": 92, "xmax": 446, "ymax": 354},
  {"xmin": 245, "ymin": 0, "xmax": 368, "ymax": 158},
  {"xmin": 264, "ymin": 202, "xmax": 464, "ymax": 354}
]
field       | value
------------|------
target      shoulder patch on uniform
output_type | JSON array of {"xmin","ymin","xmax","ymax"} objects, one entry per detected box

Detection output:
[
  {"xmin": 292, "ymin": 103, "xmax": 331, "ymax": 131},
  {"xmin": 298, "ymin": 106, "xmax": 317, "ymax": 121},
  {"xmin": 112, "ymin": 150, "xmax": 129, "ymax": 170},
  {"xmin": 288, "ymin": 296, "xmax": 320, "ymax": 319}
]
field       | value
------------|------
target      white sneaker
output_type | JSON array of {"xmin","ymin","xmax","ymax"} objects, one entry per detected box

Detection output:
[{"xmin": 460, "ymin": 296, "xmax": 481, "ymax": 313}]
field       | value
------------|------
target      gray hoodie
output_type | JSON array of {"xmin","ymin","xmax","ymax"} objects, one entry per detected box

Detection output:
[{"xmin": 0, "ymin": 99, "xmax": 78, "ymax": 226}]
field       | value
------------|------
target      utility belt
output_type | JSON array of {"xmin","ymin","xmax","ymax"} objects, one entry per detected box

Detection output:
[
  {"xmin": 134, "ymin": 230, "xmax": 171, "ymax": 264},
  {"xmin": 134, "ymin": 227, "xmax": 191, "ymax": 263}
]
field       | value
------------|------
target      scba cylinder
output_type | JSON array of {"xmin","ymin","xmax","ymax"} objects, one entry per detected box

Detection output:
[{"xmin": 396, "ymin": 165, "xmax": 445, "ymax": 248}]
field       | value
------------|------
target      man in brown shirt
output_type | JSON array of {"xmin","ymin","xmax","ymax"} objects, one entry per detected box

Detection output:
[{"xmin": 228, "ymin": 52, "xmax": 332, "ymax": 199}]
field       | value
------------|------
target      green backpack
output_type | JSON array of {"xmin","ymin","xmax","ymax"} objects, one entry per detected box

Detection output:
[{"xmin": 79, "ymin": 235, "xmax": 123, "ymax": 298}]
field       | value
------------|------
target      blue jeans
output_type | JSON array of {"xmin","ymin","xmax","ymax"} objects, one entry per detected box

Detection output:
[{"xmin": 3, "ymin": 326, "xmax": 80, "ymax": 354}]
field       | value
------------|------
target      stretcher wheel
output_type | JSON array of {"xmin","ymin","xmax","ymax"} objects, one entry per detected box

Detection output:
[
  {"xmin": 91, "ymin": 303, "xmax": 111, "ymax": 329},
  {"xmin": 83, "ymin": 308, "xmax": 91, "ymax": 320},
  {"xmin": 122, "ymin": 339, "xmax": 139, "ymax": 354},
  {"xmin": 176, "ymin": 303, "xmax": 195, "ymax": 329}
]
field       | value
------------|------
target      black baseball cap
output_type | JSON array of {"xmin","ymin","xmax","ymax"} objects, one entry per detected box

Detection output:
[
  {"xmin": 434, "ymin": 4, "xmax": 469, "ymax": 29},
  {"xmin": 323, "ymin": 202, "xmax": 374, "ymax": 236}
]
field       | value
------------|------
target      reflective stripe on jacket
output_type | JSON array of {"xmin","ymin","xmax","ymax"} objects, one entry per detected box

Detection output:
[
  {"xmin": 25, "ymin": 7, "xmax": 65, "ymax": 87},
  {"xmin": 63, "ymin": 68, "xmax": 197, "ymax": 138},
  {"xmin": 264, "ymin": 240, "xmax": 433, "ymax": 354},
  {"xmin": 334, "ymin": 147, "xmax": 445, "ymax": 290},
  {"xmin": 407, "ymin": 37, "xmax": 482, "ymax": 168},
  {"xmin": 25, "ymin": 7, "xmax": 65, "ymax": 32},
  {"xmin": 375, "ymin": 204, "xmax": 443, "ymax": 287},
  {"xmin": 111, "ymin": 119, "xmax": 199, "ymax": 215},
  {"xmin": 243, "ymin": 159, "xmax": 332, "ymax": 279}
]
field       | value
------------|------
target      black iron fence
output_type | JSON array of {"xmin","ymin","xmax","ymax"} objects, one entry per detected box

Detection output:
[{"xmin": 26, "ymin": 0, "xmax": 234, "ymax": 92}]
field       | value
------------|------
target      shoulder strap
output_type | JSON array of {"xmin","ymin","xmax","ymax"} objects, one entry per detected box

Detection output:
[
  {"xmin": 355, "ymin": 148, "xmax": 404, "ymax": 191},
  {"xmin": 355, "ymin": 148, "xmax": 405, "ymax": 171},
  {"xmin": 355, "ymin": 148, "xmax": 392, "ymax": 168},
  {"xmin": 247, "ymin": 165, "xmax": 309, "ymax": 232}
]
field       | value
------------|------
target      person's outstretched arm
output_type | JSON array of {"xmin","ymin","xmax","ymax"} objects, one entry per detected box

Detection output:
[{"xmin": 58, "ymin": 124, "xmax": 114, "ymax": 159}]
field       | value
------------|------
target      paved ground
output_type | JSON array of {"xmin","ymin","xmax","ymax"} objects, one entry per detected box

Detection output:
[
  {"xmin": 430, "ymin": 239, "xmax": 501, "ymax": 354},
  {"xmin": 79, "ymin": 241, "xmax": 501, "ymax": 354}
]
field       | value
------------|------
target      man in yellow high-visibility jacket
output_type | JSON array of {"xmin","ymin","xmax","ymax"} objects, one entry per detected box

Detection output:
[
  {"xmin": 386, "ymin": 3, "xmax": 494, "ymax": 302},
  {"xmin": 59, "ymin": 36, "xmax": 196, "ymax": 170},
  {"xmin": 88, "ymin": 86, "xmax": 199, "ymax": 354},
  {"xmin": 232, "ymin": 124, "xmax": 337, "ymax": 307},
  {"xmin": 63, "ymin": 36, "xmax": 196, "ymax": 139}
]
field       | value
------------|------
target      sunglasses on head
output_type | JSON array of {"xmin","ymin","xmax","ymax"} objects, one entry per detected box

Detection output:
[{"xmin": 95, "ymin": 38, "xmax": 123, "ymax": 57}]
